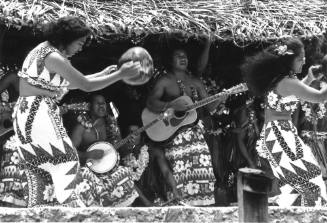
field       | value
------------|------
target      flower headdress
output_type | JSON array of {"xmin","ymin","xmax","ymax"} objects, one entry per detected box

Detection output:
[{"xmin": 274, "ymin": 45, "xmax": 294, "ymax": 56}]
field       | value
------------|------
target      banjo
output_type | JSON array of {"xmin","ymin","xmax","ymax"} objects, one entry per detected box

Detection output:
[{"xmin": 86, "ymin": 109, "xmax": 172, "ymax": 174}]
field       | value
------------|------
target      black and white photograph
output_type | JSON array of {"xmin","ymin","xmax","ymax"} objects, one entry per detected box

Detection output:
[{"xmin": 0, "ymin": 0, "xmax": 327, "ymax": 222}]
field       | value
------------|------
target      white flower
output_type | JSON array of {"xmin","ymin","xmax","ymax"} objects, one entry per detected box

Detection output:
[
  {"xmin": 4, "ymin": 136, "xmax": 18, "ymax": 151},
  {"xmin": 267, "ymin": 92, "xmax": 278, "ymax": 108},
  {"xmin": 12, "ymin": 182, "xmax": 22, "ymax": 190},
  {"xmin": 123, "ymin": 145, "xmax": 149, "ymax": 181},
  {"xmin": 0, "ymin": 183, "xmax": 4, "ymax": 192},
  {"xmin": 275, "ymin": 45, "xmax": 293, "ymax": 56},
  {"xmin": 184, "ymin": 160, "xmax": 192, "ymax": 169},
  {"xmin": 209, "ymin": 128, "xmax": 223, "ymax": 136},
  {"xmin": 317, "ymin": 103, "xmax": 326, "ymax": 119},
  {"xmin": 174, "ymin": 135, "xmax": 183, "ymax": 144},
  {"xmin": 199, "ymin": 154, "xmax": 210, "ymax": 166},
  {"xmin": 301, "ymin": 103, "xmax": 311, "ymax": 117},
  {"xmin": 209, "ymin": 182, "xmax": 214, "ymax": 192},
  {"xmin": 186, "ymin": 182, "xmax": 199, "ymax": 195},
  {"xmin": 276, "ymin": 45, "xmax": 287, "ymax": 55},
  {"xmin": 76, "ymin": 180, "xmax": 91, "ymax": 194},
  {"xmin": 112, "ymin": 186, "xmax": 124, "ymax": 198},
  {"xmin": 198, "ymin": 120, "xmax": 205, "ymax": 129},
  {"xmin": 284, "ymin": 105, "xmax": 291, "ymax": 111},
  {"xmin": 183, "ymin": 132, "xmax": 192, "ymax": 141},
  {"xmin": 10, "ymin": 152, "xmax": 20, "ymax": 164},
  {"xmin": 174, "ymin": 160, "xmax": 185, "ymax": 173},
  {"xmin": 43, "ymin": 184, "xmax": 55, "ymax": 202}
]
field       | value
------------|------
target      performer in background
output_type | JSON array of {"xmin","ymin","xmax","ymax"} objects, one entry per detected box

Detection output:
[
  {"xmin": 241, "ymin": 38, "xmax": 327, "ymax": 206},
  {"xmin": 121, "ymin": 124, "xmax": 152, "ymax": 207},
  {"xmin": 146, "ymin": 35, "xmax": 224, "ymax": 206},
  {"xmin": 71, "ymin": 94, "xmax": 147, "ymax": 207},
  {"xmin": 0, "ymin": 71, "xmax": 19, "ymax": 102},
  {"xmin": 297, "ymin": 55, "xmax": 327, "ymax": 182},
  {"xmin": 12, "ymin": 16, "xmax": 140, "ymax": 207}
]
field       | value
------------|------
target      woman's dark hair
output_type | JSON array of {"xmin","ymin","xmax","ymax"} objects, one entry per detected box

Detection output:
[
  {"xmin": 241, "ymin": 38, "xmax": 304, "ymax": 96},
  {"xmin": 43, "ymin": 16, "xmax": 92, "ymax": 48}
]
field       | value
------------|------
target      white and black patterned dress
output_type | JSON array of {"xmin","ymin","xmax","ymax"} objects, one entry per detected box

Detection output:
[
  {"xmin": 12, "ymin": 42, "xmax": 80, "ymax": 207},
  {"xmin": 256, "ymin": 87, "xmax": 327, "ymax": 206}
]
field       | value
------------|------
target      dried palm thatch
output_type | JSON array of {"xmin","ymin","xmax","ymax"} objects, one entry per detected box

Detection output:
[{"xmin": 0, "ymin": 0, "xmax": 327, "ymax": 45}]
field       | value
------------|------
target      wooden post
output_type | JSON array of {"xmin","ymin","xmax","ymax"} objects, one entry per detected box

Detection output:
[{"xmin": 238, "ymin": 167, "xmax": 272, "ymax": 223}]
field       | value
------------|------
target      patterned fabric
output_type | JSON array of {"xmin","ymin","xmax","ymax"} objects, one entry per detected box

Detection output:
[
  {"xmin": 300, "ymin": 98, "xmax": 327, "ymax": 179},
  {"xmin": 17, "ymin": 43, "xmax": 69, "ymax": 93},
  {"xmin": 12, "ymin": 43, "xmax": 81, "ymax": 207},
  {"xmin": 256, "ymin": 87, "xmax": 327, "ymax": 207},
  {"xmin": 266, "ymin": 90, "xmax": 298, "ymax": 112},
  {"xmin": 159, "ymin": 79, "xmax": 216, "ymax": 206},
  {"xmin": 74, "ymin": 114, "xmax": 139, "ymax": 207},
  {"xmin": 164, "ymin": 123, "xmax": 216, "ymax": 206},
  {"xmin": 121, "ymin": 145, "xmax": 149, "ymax": 182},
  {"xmin": 0, "ymin": 136, "xmax": 27, "ymax": 207},
  {"xmin": 76, "ymin": 166, "xmax": 139, "ymax": 207}
]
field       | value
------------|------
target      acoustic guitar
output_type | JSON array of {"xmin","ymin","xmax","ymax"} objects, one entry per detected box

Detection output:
[
  {"xmin": 141, "ymin": 83, "xmax": 248, "ymax": 142},
  {"xmin": 86, "ymin": 109, "xmax": 173, "ymax": 173}
]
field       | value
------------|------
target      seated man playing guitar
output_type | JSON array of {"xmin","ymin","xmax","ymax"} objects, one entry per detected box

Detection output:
[
  {"xmin": 71, "ymin": 94, "xmax": 144, "ymax": 207},
  {"xmin": 146, "ymin": 35, "xmax": 226, "ymax": 206}
]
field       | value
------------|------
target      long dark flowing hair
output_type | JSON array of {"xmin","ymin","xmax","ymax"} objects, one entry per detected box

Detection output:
[{"xmin": 241, "ymin": 38, "xmax": 304, "ymax": 96}]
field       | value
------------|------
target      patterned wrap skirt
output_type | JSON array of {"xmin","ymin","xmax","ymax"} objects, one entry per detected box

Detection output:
[
  {"xmin": 164, "ymin": 122, "xmax": 216, "ymax": 206},
  {"xmin": 13, "ymin": 96, "xmax": 81, "ymax": 207},
  {"xmin": 75, "ymin": 166, "xmax": 139, "ymax": 207},
  {"xmin": 256, "ymin": 120, "xmax": 327, "ymax": 206},
  {"xmin": 0, "ymin": 136, "xmax": 27, "ymax": 207}
]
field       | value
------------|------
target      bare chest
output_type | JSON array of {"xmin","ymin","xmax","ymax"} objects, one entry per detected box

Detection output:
[
  {"xmin": 82, "ymin": 124, "xmax": 107, "ymax": 148},
  {"xmin": 164, "ymin": 79, "xmax": 197, "ymax": 100}
]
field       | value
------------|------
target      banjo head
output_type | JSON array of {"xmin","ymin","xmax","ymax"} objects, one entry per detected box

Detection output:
[
  {"xmin": 86, "ymin": 141, "xmax": 119, "ymax": 174},
  {"xmin": 118, "ymin": 47, "xmax": 154, "ymax": 86}
]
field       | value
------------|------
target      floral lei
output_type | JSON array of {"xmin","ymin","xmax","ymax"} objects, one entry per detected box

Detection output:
[
  {"xmin": 77, "ymin": 112, "xmax": 121, "ymax": 144},
  {"xmin": 301, "ymin": 101, "xmax": 327, "ymax": 122},
  {"xmin": 201, "ymin": 77, "xmax": 234, "ymax": 136},
  {"xmin": 122, "ymin": 145, "xmax": 149, "ymax": 181},
  {"xmin": 266, "ymin": 91, "xmax": 298, "ymax": 112},
  {"xmin": 77, "ymin": 113, "xmax": 93, "ymax": 129}
]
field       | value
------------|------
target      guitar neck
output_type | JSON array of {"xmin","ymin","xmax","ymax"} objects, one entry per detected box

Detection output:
[
  {"xmin": 186, "ymin": 91, "xmax": 228, "ymax": 111},
  {"xmin": 185, "ymin": 83, "xmax": 247, "ymax": 112},
  {"xmin": 113, "ymin": 117, "xmax": 160, "ymax": 150}
]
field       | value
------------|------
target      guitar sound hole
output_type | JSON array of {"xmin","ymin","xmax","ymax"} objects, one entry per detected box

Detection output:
[{"xmin": 174, "ymin": 111, "xmax": 186, "ymax": 118}]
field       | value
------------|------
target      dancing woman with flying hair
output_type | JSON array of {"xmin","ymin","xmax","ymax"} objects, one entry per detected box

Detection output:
[
  {"xmin": 12, "ymin": 16, "xmax": 140, "ymax": 207},
  {"xmin": 241, "ymin": 38, "xmax": 327, "ymax": 206}
]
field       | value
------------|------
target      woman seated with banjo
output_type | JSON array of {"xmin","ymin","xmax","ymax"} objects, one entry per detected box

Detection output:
[
  {"xmin": 71, "ymin": 94, "xmax": 140, "ymax": 206},
  {"xmin": 71, "ymin": 47, "xmax": 154, "ymax": 207}
]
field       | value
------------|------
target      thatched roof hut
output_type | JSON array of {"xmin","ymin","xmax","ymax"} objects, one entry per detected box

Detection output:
[
  {"xmin": 1, "ymin": 0, "xmax": 327, "ymax": 43},
  {"xmin": 1, "ymin": 0, "xmax": 327, "ymax": 65},
  {"xmin": 1, "ymin": 0, "xmax": 327, "ymax": 127}
]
